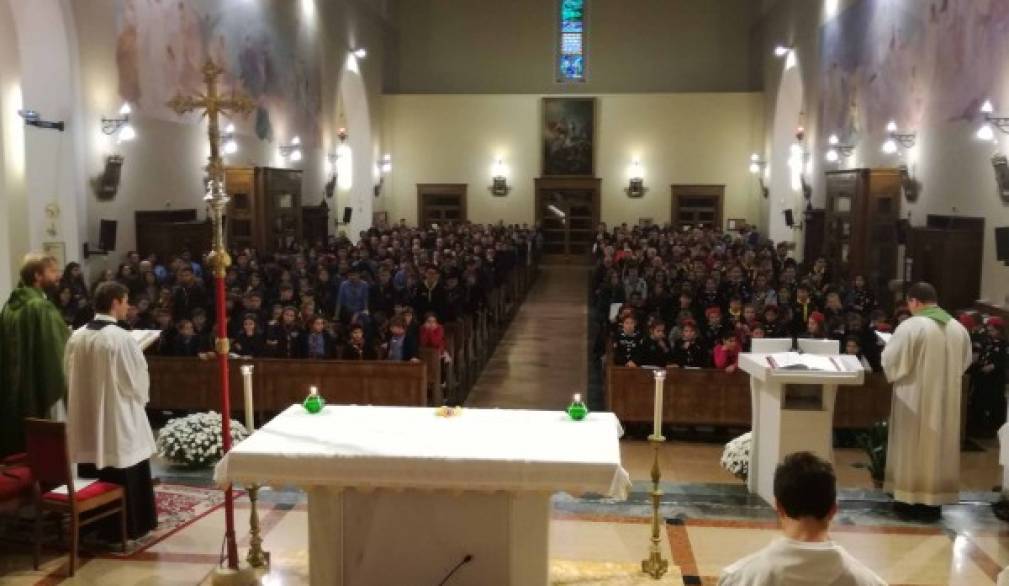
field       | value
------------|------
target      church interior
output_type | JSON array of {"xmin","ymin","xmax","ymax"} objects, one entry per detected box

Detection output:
[{"xmin": 2, "ymin": 0, "xmax": 1009, "ymax": 584}]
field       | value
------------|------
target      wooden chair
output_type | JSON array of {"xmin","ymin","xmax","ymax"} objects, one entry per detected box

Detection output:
[{"xmin": 23, "ymin": 418, "xmax": 128, "ymax": 576}]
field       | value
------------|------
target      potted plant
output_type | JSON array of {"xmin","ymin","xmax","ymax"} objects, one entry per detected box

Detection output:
[
  {"xmin": 855, "ymin": 420, "xmax": 888, "ymax": 489},
  {"xmin": 720, "ymin": 432, "xmax": 751, "ymax": 482},
  {"xmin": 156, "ymin": 411, "xmax": 249, "ymax": 469}
]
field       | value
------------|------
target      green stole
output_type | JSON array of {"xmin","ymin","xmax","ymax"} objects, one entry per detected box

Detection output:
[{"xmin": 918, "ymin": 305, "xmax": 952, "ymax": 325}]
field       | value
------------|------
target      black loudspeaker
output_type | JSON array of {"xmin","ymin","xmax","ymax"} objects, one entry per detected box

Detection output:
[
  {"xmin": 342, "ymin": 207, "xmax": 353, "ymax": 224},
  {"xmin": 783, "ymin": 209, "xmax": 795, "ymax": 227},
  {"xmin": 996, "ymin": 226, "xmax": 1009, "ymax": 263},
  {"xmin": 896, "ymin": 219, "xmax": 910, "ymax": 245},
  {"xmin": 98, "ymin": 219, "xmax": 118, "ymax": 252}
]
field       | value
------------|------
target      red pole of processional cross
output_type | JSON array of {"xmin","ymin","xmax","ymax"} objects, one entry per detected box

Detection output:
[{"xmin": 212, "ymin": 248, "xmax": 240, "ymax": 569}]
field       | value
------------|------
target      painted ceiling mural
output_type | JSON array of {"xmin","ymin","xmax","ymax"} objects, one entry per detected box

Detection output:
[
  {"xmin": 116, "ymin": 0, "xmax": 322, "ymax": 143},
  {"xmin": 820, "ymin": 0, "xmax": 1009, "ymax": 141}
]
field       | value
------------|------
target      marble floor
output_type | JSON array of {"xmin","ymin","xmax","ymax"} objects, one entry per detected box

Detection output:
[{"xmin": 2, "ymin": 264, "xmax": 1008, "ymax": 585}]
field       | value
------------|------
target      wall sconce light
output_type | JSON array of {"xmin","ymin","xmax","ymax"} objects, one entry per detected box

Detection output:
[
  {"xmin": 790, "ymin": 126, "xmax": 814, "ymax": 203},
  {"xmin": 19, "ymin": 108, "xmax": 65, "ymax": 132},
  {"xmin": 374, "ymin": 153, "xmax": 392, "ymax": 198},
  {"xmin": 991, "ymin": 154, "xmax": 1009, "ymax": 203},
  {"xmin": 221, "ymin": 123, "xmax": 238, "ymax": 155},
  {"xmin": 625, "ymin": 160, "xmax": 647, "ymax": 198},
  {"xmin": 898, "ymin": 164, "xmax": 919, "ymax": 202},
  {"xmin": 774, "ymin": 44, "xmax": 796, "ymax": 69},
  {"xmin": 977, "ymin": 99, "xmax": 1009, "ymax": 143},
  {"xmin": 352, "ymin": 48, "xmax": 367, "ymax": 59},
  {"xmin": 280, "ymin": 135, "xmax": 303, "ymax": 162},
  {"xmin": 748, "ymin": 153, "xmax": 769, "ymax": 198},
  {"xmin": 882, "ymin": 120, "xmax": 916, "ymax": 154},
  {"xmin": 101, "ymin": 103, "xmax": 135, "ymax": 143},
  {"xmin": 825, "ymin": 133, "xmax": 854, "ymax": 163},
  {"xmin": 490, "ymin": 159, "xmax": 510, "ymax": 196}
]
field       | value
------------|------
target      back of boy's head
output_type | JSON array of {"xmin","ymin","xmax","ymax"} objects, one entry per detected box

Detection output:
[{"xmin": 773, "ymin": 451, "xmax": 836, "ymax": 521}]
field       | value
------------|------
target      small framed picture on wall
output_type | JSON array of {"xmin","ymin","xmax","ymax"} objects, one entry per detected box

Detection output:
[{"xmin": 727, "ymin": 218, "xmax": 747, "ymax": 231}]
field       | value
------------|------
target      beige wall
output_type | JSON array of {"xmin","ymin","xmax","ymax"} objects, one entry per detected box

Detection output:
[
  {"xmin": 381, "ymin": 93, "xmax": 765, "ymax": 228},
  {"xmin": 386, "ymin": 0, "xmax": 762, "ymax": 94}
]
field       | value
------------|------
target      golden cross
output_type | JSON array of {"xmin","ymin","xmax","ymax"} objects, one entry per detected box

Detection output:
[{"xmin": 167, "ymin": 59, "xmax": 255, "ymax": 184}]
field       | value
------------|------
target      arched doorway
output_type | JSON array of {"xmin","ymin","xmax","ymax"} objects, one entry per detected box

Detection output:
[
  {"xmin": 1, "ymin": 0, "xmax": 86, "ymax": 291},
  {"xmin": 767, "ymin": 54, "xmax": 805, "ymax": 245},
  {"xmin": 0, "ymin": 0, "xmax": 23, "ymax": 294},
  {"xmin": 337, "ymin": 54, "xmax": 373, "ymax": 240}
]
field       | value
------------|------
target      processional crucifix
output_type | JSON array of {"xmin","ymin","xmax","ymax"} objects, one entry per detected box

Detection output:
[{"xmin": 167, "ymin": 60, "xmax": 258, "ymax": 577}]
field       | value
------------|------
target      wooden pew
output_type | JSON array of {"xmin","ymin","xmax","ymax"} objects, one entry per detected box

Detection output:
[
  {"xmin": 606, "ymin": 365, "xmax": 892, "ymax": 429},
  {"xmin": 147, "ymin": 356, "xmax": 427, "ymax": 414}
]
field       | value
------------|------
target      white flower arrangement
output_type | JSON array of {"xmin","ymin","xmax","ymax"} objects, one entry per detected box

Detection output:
[
  {"xmin": 720, "ymin": 431, "xmax": 751, "ymax": 481},
  {"xmin": 156, "ymin": 411, "xmax": 250, "ymax": 469}
]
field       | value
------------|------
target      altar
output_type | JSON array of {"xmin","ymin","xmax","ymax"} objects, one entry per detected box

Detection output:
[{"xmin": 214, "ymin": 405, "xmax": 630, "ymax": 585}]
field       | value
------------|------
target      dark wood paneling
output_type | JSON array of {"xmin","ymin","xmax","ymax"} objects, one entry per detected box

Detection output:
[
  {"xmin": 534, "ymin": 177, "xmax": 600, "ymax": 258},
  {"xmin": 824, "ymin": 169, "xmax": 901, "ymax": 295},
  {"xmin": 911, "ymin": 226, "xmax": 983, "ymax": 311},
  {"xmin": 417, "ymin": 184, "xmax": 468, "ymax": 228},
  {"xmin": 148, "ymin": 357, "xmax": 427, "ymax": 414},
  {"xmin": 607, "ymin": 366, "xmax": 892, "ymax": 429},
  {"xmin": 671, "ymin": 185, "xmax": 724, "ymax": 230}
]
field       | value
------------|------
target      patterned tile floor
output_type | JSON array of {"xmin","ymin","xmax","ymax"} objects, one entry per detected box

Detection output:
[{"xmin": 1, "ymin": 440, "xmax": 1006, "ymax": 586}]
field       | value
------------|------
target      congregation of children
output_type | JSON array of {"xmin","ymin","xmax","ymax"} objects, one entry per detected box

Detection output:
[
  {"xmin": 52, "ymin": 222, "xmax": 537, "ymax": 365},
  {"xmin": 594, "ymin": 222, "xmax": 1007, "ymax": 435}
]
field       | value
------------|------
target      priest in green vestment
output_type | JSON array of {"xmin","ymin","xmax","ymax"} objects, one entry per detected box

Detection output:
[{"xmin": 0, "ymin": 254, "xmax": 70, "ymax": 457}]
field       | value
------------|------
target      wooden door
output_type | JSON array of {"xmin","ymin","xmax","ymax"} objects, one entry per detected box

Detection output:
[
  {"xmin": 911, "ymin": 215, "xmax": 984, "ymax": 310},
  {"xmin": 671, "ymin": 185, "xmax": 724, "ymax": 230},
  {"xmin": 535, "ymin": 177, "xmax": 600, "ymax": 258},
  {"xmin": 417, "ymin": 184, "xmax": 467, "ymax": 228},
  {"xmin": 302, "ymin": 204, "xmax": 330, "ymax": 247},
  {"xmin": 861, "ymin": 170, "xmax": 901, "ymax": 294},
  {"xmin": 823, "ymin": 169, "xmax": 862, "ymax": 281}
]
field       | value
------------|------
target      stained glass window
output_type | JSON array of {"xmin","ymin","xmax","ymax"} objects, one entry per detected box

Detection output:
[{"xmin": 558, "ymin": 0, "xmax": 585, "ymax": 82}]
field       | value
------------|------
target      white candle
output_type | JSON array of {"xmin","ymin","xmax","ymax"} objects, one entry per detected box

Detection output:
[
  {"xmin": 652, "ymin": 369, "xmax": 666, "ymax": 438},
  {"xmin": 241, "ymin": 364, "xmax": 255, "ymax": 433}
]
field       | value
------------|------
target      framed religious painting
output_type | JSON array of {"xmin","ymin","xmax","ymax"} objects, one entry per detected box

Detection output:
[{"xmin": 542, "ymin": 97, "xmax": 595, "ymax": 177}]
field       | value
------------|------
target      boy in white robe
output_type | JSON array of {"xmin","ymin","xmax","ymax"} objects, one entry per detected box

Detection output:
[
  {"xmin": 719, "ymin": 452, "xmax": 886, "ymax": 586},
  {"xmin": 65, "ymin": 282, "xmax": 158, "ymax": 540},
  {"xmin": 881, "ymin": 282, "xmax": 971, "ymax": 519}
]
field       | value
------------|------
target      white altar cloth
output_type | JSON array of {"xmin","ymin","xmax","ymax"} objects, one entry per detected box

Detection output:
[
  {"xmin": 215, "ymin": 404, "xmax": 630, "ymax": 496},
  {"xmin": 214, "ymin": 405, "xmax": 630, "ymax": 585}
]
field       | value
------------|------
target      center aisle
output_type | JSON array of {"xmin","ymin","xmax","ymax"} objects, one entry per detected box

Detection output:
[{"xmin": 466, "ymin": 264, "xmax": 589, "ymax": 410}]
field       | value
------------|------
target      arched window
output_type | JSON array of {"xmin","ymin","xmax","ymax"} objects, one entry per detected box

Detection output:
[{"xmin": 558, "ymin": 0, "xmax": 586, "ymax": 82}]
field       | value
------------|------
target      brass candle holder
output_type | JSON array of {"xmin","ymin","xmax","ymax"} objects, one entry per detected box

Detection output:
[
  {"xmin": 239, "ymin": 364, "xmax": 269, "ymax": 570},
  {"xmin": 245, "ymin": 484, "xmax": 270, "ymax": 569},
  {"xmin": 641, "ymin": 369, "xmax": 669, "ymax": 580},
  {"xmin": 640, "ymin": 433, "xmax": 668, "ymax": 579}
]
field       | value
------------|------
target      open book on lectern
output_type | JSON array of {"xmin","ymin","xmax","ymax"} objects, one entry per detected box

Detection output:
[{"xmin": 765, "ymin": 352, "xmax": 843, "ymax": 372}]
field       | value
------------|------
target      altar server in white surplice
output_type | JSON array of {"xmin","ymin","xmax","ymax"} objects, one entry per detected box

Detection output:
[
  {"xmin": 719, "ymin": 452, "xmax": 886, "ymax": 586},
  {"xmin": 881, "ymin": 282, "xmax": 971, "ymax": 516},
  {"xmin": 66, "ymin": 281, "xmax": 158, "ymax": 539}
]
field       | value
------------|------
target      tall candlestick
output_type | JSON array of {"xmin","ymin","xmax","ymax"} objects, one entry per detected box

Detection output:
[
  {"xmin": 652, "ymin": 369, "xmax": 666, "ymax": 438},
  {"xmin": 241, "ymin": 364, "xmax": 255, "ymax": 433}
]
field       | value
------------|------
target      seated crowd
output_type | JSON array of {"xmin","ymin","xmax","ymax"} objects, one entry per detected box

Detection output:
[
  {"xmin": 54, "ymin": 222, "xmax": 538, "ymax": 363},
  {"xmin": 594, "ymin": 222, "xmax": 1006, "ymax": 433}
]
